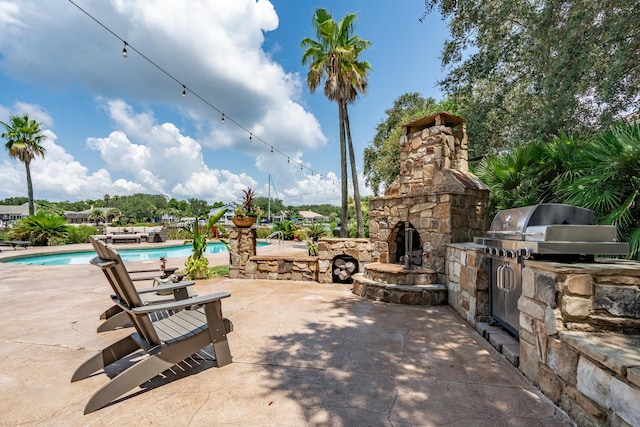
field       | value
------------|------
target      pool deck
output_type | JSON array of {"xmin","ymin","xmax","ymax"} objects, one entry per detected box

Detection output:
[{"xmin": 0, "ymin": 241, "xmax": 574, "ymax": 426}]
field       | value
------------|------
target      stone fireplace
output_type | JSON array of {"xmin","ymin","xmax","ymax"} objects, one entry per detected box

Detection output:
[
  {"xmin": 389, "ymin": 221, "xmax": 422, "ymax": 265},
  {"xmin": 368, "ymin": 112, "xmax": 490, "ymax": 282}
]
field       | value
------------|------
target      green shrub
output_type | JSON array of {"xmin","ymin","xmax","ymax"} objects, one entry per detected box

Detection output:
[
  {"xmin": 184, "ymin": 256, "xmax": 212, "ymax": 280},
  {"xmin": 65, "ymin": 225, "xmax": 99, "ymax": 244},
  {"xmin": 305, "ymin": 223, "xmax": 329, "ymax": 240},
  {"xmin": 272, "ymin": 220, "xmax": 297, "ymax": 240},
  {"xmin": 9, "ymin": 212, "xmax": 68, "ymax": 246},
  {"xmin": 255, "ymin": 226, "xmax": 273, "ymax": 239}
]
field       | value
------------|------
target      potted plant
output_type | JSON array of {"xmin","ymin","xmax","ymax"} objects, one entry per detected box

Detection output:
[{"xmin": 232, "ymin": 187, "xmax": 262, "ymax": 227}]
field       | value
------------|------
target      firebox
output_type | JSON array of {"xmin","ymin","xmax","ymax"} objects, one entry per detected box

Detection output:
[{"xmin": 389, "ymin": 221, "xmax": 422, "ymax": 266}]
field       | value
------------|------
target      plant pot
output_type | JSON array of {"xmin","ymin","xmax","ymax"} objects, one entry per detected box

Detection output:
[{"xmin": 232, "ymin": 216, "xmax": 256, "ymax": 228}]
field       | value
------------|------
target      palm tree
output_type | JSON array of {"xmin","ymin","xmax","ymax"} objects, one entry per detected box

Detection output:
[
  {"xmin": 89, "ymin": 209, "xmax": 106, "ymax": 226},
  {"xmin": 301, "ymin": 8, "xmax": 371, "ymax": 237},
  {"xmin": 555, "ymin": 122, "xmax": 640, "ymax": 260},
  {"xmin": 1, "ymin": 114, "xmax": 47, "ymax": 216}
]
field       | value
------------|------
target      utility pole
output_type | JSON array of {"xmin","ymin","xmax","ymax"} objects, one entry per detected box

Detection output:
[{"xmin": 268, "ymin": 174, "xmax": 271, "ymax": 222}]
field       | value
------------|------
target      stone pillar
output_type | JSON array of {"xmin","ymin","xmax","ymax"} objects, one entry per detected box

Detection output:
[{"xmin": 228, "ymin": 227, "xmax": 256, "ymax": 278}]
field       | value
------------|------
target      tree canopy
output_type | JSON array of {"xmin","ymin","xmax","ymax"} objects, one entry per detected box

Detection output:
[{"xmin": 423, "ymin": 0, "xmax": 640, "ymax": 157}]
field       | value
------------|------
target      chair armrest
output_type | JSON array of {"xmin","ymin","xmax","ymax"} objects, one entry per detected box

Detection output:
[
  {"xmin": 130, "ymin": 292, "xmax": 231, "ymax": 314},
  {"xmin": 137, "ymin": 281, "xmax": 196, "ymax": 294}
]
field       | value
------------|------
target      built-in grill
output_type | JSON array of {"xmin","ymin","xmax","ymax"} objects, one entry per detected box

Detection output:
[{"xmin": 474, "ymin": 203, "xmax": 629, "ymax": 336}]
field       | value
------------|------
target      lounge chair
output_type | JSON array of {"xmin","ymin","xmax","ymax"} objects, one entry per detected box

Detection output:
[
  {"xmin": 0, "ymin": 240, "xmax": 30, "ymax": 251},
  {"xmin": 90, "ymin": 237, "xmax": 197, "ymax": 332},
  {"xmin": 72, "ymin": 238, "xmax": 233, "ymax": 414}
]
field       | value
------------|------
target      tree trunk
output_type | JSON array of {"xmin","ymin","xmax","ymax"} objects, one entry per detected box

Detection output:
[
  {"xmin": 338, "ymin": 100, "xmax": 349, "ymax": 237},
  {"xmin": 24, "ymin": 159, "xmax": 34, "ymax": 216},
  {"xmin": 343, "ymin": 103, "xmax": 364, "ymax": 238}
]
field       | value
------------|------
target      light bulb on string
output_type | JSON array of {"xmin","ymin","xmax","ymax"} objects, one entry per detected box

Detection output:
[
  {"xmin": 182, "ymin": 85, "xmax": 186, "ymax": 97},
  {"xmin": 221, "ymin": 114, "xmax": 225, "ymax": 124},
  {"xmin": 270, "ymin": 146, "xmax": 274, "ymax": 153},
  {"xmin": 122, "ymin": 41, "xmax": 128, "ymax": 58},
  {"xmin": 249, "ymin": 133, "xmax": 252, "ymax": 141}
]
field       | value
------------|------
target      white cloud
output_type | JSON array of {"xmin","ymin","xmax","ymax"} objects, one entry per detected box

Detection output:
[
  {"xmin": 0, "ymin": 0, "xmax": 327, "ymax": 157},
  {"xmin": 0, "ymin": 1, "xmax": 346, "ymax": 205}
]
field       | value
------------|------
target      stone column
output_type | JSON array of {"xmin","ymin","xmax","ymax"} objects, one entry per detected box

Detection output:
[{"xmin": 228, "ymin": 227, "xmax": 256, "ymax": 278}]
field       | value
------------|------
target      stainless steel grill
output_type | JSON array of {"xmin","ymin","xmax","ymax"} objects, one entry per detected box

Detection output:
[{"xmin": 474, "ymin": 203, "xmax": 629, "ymax": 336}]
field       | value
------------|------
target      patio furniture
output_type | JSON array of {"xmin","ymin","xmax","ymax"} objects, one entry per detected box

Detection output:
[
  {"xmin": 93, "ymin": 226, "xmax": 168, "ymax": 243},
  {"xmin": 0, "ymin": 240, "xmax": 30, "ymax": 250},
  {"xmin": 73, "ymin": 238, "xmax": 233, "ymax": 414},
  {"xmin": 90, "ymin": 238, "xmax": 197, "ymax": 332}
]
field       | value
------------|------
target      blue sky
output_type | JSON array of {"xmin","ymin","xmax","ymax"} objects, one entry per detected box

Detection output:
[{"xmin": 0, "ymin": 0, "xmax": 448, "ymax": 206}]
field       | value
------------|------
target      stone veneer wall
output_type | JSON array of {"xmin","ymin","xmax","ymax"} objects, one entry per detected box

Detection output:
[
  {"xmin": 446, "ymin": 245, "xmax": 640, "ymax": 427},
  {"xmin": 242, "ymin": 256, "xmax": 319, "ymax": 281},
  {"xmin": 228, "ymin": 227, "xmax": 256, "ymax": 279},
  {"xmin": 517, "ymin": 259, "xmax": 640, "ymax": 427},
  {"xmin": 317, "ymin": 238, "xmax": 379, "ymax": 283},
  {"xmin": 446, "ymin": 243, "xmax": 489, "ymax": 325}
]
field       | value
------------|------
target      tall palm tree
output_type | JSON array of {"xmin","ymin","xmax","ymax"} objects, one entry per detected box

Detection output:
[
  {"xmin": 301, "ymin": 8, "xmax": 371, "ymax": 237},
  {"xmin": 1, "ymin": 114, "xmax": 47, "ymax": 216}
]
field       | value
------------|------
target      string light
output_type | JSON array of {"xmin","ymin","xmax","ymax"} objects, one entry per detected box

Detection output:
[{"xmin": 67, "ymin": 0, "xmax": 340, "ymax": 186}]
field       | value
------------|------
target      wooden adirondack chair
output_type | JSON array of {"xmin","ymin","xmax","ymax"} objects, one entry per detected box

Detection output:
[
  {"xmin": 90, "ymin": 237, "xmax": 198, "ymax": 332},
  {"xmin": 72, "ymin": 239, "xmax": 233, "ymax": 414}
]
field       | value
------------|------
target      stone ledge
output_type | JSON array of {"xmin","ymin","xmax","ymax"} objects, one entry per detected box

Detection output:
[
  {"xmin": 249, "ymin": 255, "xmax": 318, "ymax": 262},
  {"xmin": 559, "ymin": 331, "xmax": 640, "ymax": 383},
  {"xmin": 352, "ymin": 274, "xmax": 447, "ymax": 306},
  {"xmin": 476, "ymin": 322, "xmax": 519, "ymax": 367}
]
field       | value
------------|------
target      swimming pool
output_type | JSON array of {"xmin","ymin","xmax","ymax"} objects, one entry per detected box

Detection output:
[{"xmin": 4, "ymin": 242, "xmax": 268, "ymax": 266}]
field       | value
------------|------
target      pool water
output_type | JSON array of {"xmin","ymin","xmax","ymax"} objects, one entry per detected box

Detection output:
[{"xmin": 4, "ymin": 242, "xmax": 267, "ymax": 266}]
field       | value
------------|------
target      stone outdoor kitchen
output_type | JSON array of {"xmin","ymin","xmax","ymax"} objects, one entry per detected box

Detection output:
[{"xmin": 229, "ymin": 112, "xmax": 640, "ymax": 427}]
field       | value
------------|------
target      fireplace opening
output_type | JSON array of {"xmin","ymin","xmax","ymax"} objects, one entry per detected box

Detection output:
[
  {"xmin": 389, "ymin": 221, "xmax": 422, "ymax": 266},
  {"xmin": 332, "ymin": 255, "xmax": 359, "ymax": 284}
]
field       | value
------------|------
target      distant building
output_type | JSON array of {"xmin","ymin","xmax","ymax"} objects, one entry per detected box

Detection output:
[
  {"xmin": 65, "ymin": 207, "xmax": 119, "ymax": 225},
  {"xmin": 0, "ymin": 203, "xmax": 29, "ymax": 222},
  {"xmin": 298, "ymin": 210, "xmax": 328, "ymax": 223}
]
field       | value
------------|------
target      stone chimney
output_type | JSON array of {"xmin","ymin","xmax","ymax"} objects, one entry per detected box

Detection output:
[{"xmin": 368, "ymin": 112, "xmax": 489, "ymax": 277}]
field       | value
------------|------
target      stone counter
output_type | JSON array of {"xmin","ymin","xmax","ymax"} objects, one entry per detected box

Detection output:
[{"xmin": 512, "ymin": 258, "xmax": 640, "ymax": 427}]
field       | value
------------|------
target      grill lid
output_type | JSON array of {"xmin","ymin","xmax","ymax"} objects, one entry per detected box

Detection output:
[
  {"xmin": 476, "ymin": 203, "xmax": 629, "ymax": 257},
  {"xmin": 488, "ymin": 203, "xmax": 595, "ymax": 240}
]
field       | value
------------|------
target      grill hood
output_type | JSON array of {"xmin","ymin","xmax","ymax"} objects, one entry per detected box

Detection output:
[{"xmin": 475, "ymin": 204, "xmax": 629, "ymax": 258}]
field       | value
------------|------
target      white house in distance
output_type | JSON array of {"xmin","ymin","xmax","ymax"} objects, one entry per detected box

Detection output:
[
  {"xmin": 0, "ymin": 203, "xmax": 29, "ymax": 223},
  {"xmin": 298, "ymin": 210, "xmax": 328, "ymax": 223}
]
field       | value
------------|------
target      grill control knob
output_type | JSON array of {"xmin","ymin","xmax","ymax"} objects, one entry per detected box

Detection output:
[
  {"xmin": 521, "ymin": 247, "xmax": 533, "ymax": 259},
  {"xmin": 506, "ymin": 250, "xmax": 517, "ymax": 258},
  {"xmin": 490, "ymin": 247, "xmax": 498, "ymax": 256},
  {"xmin": 484, "ymin": 247, "xmax": 491, "ymax": 254},
  {"xmin": 498, "ymin": 249, "xmax": 506, "ymax": 257}
]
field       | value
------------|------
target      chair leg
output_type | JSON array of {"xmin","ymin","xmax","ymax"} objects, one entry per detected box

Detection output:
[
  {"xmin": 84, "ymin": 354, "xmax": 174, "ymax": 414},
  {"xmin": 97, "ymin": 311, "xmax": 131, "ymax": 332},
  {"xmin": 99, "ymin": 304, "xmax": 123, "ymax": 320},
  {"xmin": 71, "ymin": 335, "xmax": 141, "ymax": 382}
]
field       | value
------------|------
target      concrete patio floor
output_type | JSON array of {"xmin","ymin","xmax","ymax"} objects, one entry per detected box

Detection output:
[{"xmin": 0, "ymin": 241, "xmax": 575, "ymax": 426}]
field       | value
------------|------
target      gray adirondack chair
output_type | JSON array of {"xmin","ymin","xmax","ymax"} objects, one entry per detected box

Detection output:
[
  {"xmin": 72, "ymin": 238, "xmax": 233, "ymax": 414},
  {"xmin": 91, "ymin": 236, "xmax": 198, "ymax": 332}
]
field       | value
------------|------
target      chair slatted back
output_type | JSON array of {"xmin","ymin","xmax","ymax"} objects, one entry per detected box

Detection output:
[{"xmin": 89, "ymin": 237, "xmax": 161, "ymax": 345}]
